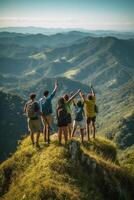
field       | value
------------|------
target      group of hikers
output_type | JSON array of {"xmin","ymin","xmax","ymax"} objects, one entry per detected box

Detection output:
[{"xmin": 24, "ymin": 81, "xmax": 97, "ymax": 147}]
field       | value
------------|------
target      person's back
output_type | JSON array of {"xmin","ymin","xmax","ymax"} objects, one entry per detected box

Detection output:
[
  {"xmin": 79, "ymin": 86, "xmax": 97, "ymax": 140},
  {"xmin": 39, "ymin": 81, "xmax": 58, "ymax": 143},
  {"xmin": 24, "ymin": 93, "xmax": 42, "ymax": 147},
  {"xmin": 57, "ymin": 97, "xmax": 68, "ymax": 145},
  {"xmin": 74, "ymin": 102, "xmax": 84, "ymax": 122},
  {"xmin": 25, "ymin": 100, "xmax": 40, "ymax": 120},
  {"xmin": 72, "ymin": 100, "xmax": 85, "ymax": 142},
  {"xmin": 40, "ymin": 97, "xmax": 51, "ymax": 116},
  {"xmin": 57, "ymin": 104, "xmax": 68, "ymax": 126},
  {"xmin": 39, "ymin": 89, "xmax": 56, "ymax": 116},
  {"xmin": 84, "ymin": 95, "xmax": 96, "ymax": 118},
  {"xmin": 63, "ymin": 90, "xmax": 80, "ymax": 138}
]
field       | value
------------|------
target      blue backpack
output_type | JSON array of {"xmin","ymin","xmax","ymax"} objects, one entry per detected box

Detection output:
[{"xmin": 75, "ymin": 107, "xmax": 83, "ymax": 121}]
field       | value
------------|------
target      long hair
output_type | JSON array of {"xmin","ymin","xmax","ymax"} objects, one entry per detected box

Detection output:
[
  {"xmin": 63, "ymin": 94, "xmax": 69, "ymax": 101},
  {"xmin": 57, "ymin": 97, "xmax": 65, "ymax": 108}
]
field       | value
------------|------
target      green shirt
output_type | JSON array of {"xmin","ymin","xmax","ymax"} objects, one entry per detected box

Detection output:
[{"xmin": 65, "ymin": 101, "xmax": 72, "ymax": 114}]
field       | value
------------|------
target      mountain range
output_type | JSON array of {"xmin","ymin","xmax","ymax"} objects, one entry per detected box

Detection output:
[
  {"xmin": 0, "ymin": 30, "xmax": 134, "ymax": 200},
  {"xmin": 0, "ymin": 27, "xmax": 134, "ymax": 39},
  {"xmin": 0, "ymin": 31, "xmax": 134, "ymax": 163}
]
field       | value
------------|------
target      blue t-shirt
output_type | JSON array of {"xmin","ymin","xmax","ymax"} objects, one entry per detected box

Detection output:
[{"xmin": 39, "ymin": 90, "xmax": 56, "ymax": 116}]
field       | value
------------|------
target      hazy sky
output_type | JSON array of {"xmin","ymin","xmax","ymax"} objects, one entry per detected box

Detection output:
[{"xmin": 0, "ymin": 0, "xmax": 134, "ymax": 31}]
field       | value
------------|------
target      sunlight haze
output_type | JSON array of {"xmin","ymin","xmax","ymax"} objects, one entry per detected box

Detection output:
[{"xmin": 0, "ymin": 0, "xmax": 134, "ymax": 31}]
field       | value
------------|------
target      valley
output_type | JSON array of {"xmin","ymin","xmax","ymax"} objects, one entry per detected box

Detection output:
[{"xmin": 0, "ymin": 30, "xmax": 134, "ymax": 163}]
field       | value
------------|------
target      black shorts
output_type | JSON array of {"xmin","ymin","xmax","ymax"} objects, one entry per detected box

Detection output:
[
  {"xmin": 87, "ymin": 116, "xmax": 96, "ymax": 124},
  {"xmin": 57, "ymin": 115, "xmax": 68, "ymax": 127},
  {"xmin": 67, "ymin": 113, "xmax": 72, "ymax": 124},
  {"xmin": 57, "ymin": 120, "xmax": 68, "ymax": 127}
]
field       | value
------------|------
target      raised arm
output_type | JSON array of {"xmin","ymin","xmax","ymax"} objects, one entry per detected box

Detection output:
[
  {"xmin": 67, "ymin": 89, "xmax": 80, "ymax": 103},
  {"xmin": 90, "ymin": 85, "xmax": 95, "ymax": 96},
  {"xmin": 49, "ymin": 81, "xmax": 58, "ymax": 101},
  {"xmin": 24, "ymin": 102, "xmax": 27, "ymax": 113},
  {"xmin": 79, "ymin": 91, "xmax": 86, "ymax": 102},
  {"xmin": 53, "ymin": 80, "xmax": 58, "ymax": 93}
]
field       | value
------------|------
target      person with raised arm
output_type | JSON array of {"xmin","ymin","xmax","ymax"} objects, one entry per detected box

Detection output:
[
  {"xmin": 71, "ymin": 99, "xmax": 85, "ymax": 143},
  {"xmin": 79, "ymin": 85, "xmax": 96, "ymax": 140},
  {"xmin": 39, "ymin": 81, "xmax": 58, "ymax": 144},
  {"xmin": 56, "ymin": 97, "xmax": 68, "ymax": 145},
  {"xmin": 63, "ymin": 89, "xmax": 81, "ymax": 138}
]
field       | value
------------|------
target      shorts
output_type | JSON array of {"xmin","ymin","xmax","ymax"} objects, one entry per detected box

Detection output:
[
  {"xmin": 57, "ymin": 120, "xmax": 68, "ymax": 127},
  {"xmin": 73, "ymin": 120, "xmax": 85, "ymax": 129},
  {"xmin": 28, "ymin": 118, "xmax": 42, "ymax": 134},
  {"xmin": 42, "ymin": 114, "xmax": 52, "ymax": 126},
  {"xmin": 67, "ymin": 113, "xmax": 72, "ymax": 124},
  {"xmin": 86, "ymin": 116, "xmax": 96, "ymax": 124},
  {"xmin": 57, "ymin": 115, "xmax": 68, "ymax": 127}
]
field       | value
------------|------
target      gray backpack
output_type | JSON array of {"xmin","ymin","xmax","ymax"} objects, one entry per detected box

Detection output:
[{"xmin": 26, "ymin": 101, "xmax": 37, "ymax": 118}]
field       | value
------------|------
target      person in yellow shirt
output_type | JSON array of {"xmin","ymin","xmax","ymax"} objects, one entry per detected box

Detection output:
[{"xmin": 79, "ymin": 86, "xmax": 96, "ymax": 140}]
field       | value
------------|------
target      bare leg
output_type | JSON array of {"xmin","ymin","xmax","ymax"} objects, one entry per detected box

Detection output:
[
  {"xmin": 80, "ymin": 129, "xmax": 84, "ymax": 143},
  {"xmin": 89, "ymin": 123, "xmax": 92, "ymax": 138},
  {"xmin": 91, "ymin": 125, "xmax": 93, "ymax": 135},
  {"xmin": 30, "ymin": 132, "xmax": 34, "ymax": 146},
  {"xmin": 86, "ymin": 123, "xmax": 90, "ymax": 141},
  {"xmin": 47, "ymin": 125, "xmax": 50, "ymax": 144},
  {"xmin": 92, "ymin": 122, "xmax": 96, "ymax": 139},
  {"xmin": 47, "ymin": 115, "xmax": 52, "ymax": 144},
  {"xmin": 72, "ymin": 127, "xmax": 76, "ymax": 137},
  {"xmin": 58, "ymin": 127, "xmax": 62, "ymax": 144},
  {"xmin": 68, "ymin": 123, "xmax": 72, "ymax": 139},
  {"xmin": 43, "ymin": 124, "xmax": 47, "ymax": 142},
  {"xmin": 36, "ymin": 132, "xmax": 40, "ymax": 146},
  {"xmin": 63, "ymin": 126, "xmax": 68, "ymax": 145}
]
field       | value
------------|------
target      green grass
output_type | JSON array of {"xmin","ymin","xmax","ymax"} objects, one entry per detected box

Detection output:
[
  {"xmin": 0, "ymin": 135, "xmax": 134, "ymax": 200},
  {"xmin": 118, "ymin": 145, "xmax": 134, "ymax": 176},
  {"xmin": 82, "ymin": 136, "xmax": 117, "ymax": 161}
]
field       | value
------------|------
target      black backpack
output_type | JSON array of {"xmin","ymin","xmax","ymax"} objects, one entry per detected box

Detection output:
[
  {"xmin": 75, "ymin": 107, "xmax": 83, "ymax": 121},
  {"xmin": 57, "ymin": 106, "xmax": 67, "ymax": 121}
]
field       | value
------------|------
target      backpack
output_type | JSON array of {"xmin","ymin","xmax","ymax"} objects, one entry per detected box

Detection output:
[
  {"xmin": 94, "ymin": 104, "xmax": 99, "ymax": 113},
  {"xmin": 26, "ymin": 101, "xmax": 39, "ymax": 118},
  {"xmin": 57, "ymin": 106, "xmax": 67, "ymax": 121},
  {"xmin": 75, "ymin": 107, "xmax": 83, "ymax": 121}
]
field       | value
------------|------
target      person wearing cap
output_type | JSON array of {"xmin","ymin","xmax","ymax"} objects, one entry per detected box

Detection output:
[{"xmin": 79, "ymin": 86, "xmax": 96, "ymax": 140}]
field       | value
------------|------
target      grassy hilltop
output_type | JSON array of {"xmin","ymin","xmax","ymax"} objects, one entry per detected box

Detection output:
[{"xmin": 0, "ymin": 135, "xmax": 134, "ymax": 200}]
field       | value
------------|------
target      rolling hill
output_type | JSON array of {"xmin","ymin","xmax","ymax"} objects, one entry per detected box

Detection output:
[
  {"xmin": 0, "ymin": 31, "xmax": 134, "ymax": 162},
  {"xmin": 0, "ymin": 31, "xmax": 90, "ymax": 48}
]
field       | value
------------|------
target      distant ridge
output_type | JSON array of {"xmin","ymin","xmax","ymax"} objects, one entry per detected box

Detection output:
[{"xmin": 0, "ymin": 27, "xmax": 134, "ymax": 39}]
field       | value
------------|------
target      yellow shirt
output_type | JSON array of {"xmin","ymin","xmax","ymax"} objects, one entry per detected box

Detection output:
[{"xmin": 84, "ymin": 96, "xmax": 96, "ymax": 118}]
